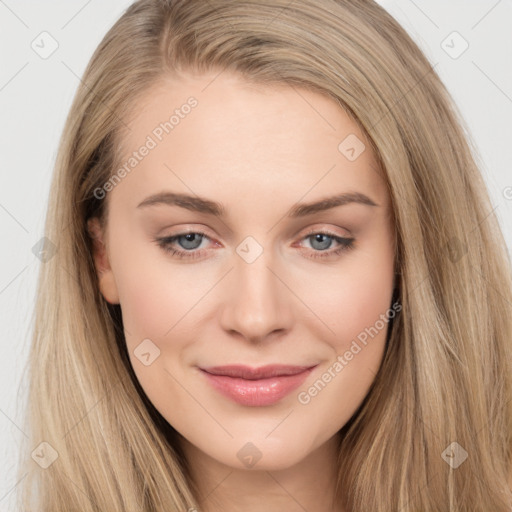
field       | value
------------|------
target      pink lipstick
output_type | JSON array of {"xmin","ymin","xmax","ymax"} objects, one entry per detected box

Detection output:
[{"xmin": 199, "ymin": 364, "xmax": 316, "ymax": 406}]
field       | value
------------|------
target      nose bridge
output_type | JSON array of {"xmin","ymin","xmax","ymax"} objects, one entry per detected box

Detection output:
[{"xmin": 218, "ymin": 241, "xmax": 292, "ymax": 341}]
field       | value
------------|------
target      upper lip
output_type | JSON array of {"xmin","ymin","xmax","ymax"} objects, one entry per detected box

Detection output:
[{"xmin": 200, "ymin": 364, "xmax": 316, "ymax": 380}]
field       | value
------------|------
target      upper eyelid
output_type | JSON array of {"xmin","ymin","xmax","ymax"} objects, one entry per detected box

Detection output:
[
  {"xmin": 163, "ymin": 228, "xmax": 352, "ymax": 248},
  {"xmin": 162, "ymin": 223, "xmax": 352, "ymax": 241}
]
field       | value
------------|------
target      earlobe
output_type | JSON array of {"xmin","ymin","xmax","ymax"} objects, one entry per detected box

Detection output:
[{"xmin": 86, "ymin": 217, "xmax": 120, "ymax": 305}]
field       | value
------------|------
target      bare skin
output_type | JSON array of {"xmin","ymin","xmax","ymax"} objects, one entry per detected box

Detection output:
[{"xmin": 88, "ymin": 70, "xmax": 396, "ymax": 512}]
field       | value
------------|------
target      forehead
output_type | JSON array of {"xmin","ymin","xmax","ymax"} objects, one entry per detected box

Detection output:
[{"xmin": 110, "ymin": 71, "xmax": 388, "ymax": 212}]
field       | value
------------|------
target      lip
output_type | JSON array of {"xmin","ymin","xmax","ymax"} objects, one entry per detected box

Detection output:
[{"xmin": 199, "ymin": 364, "xmax": 317, "ymax": 406}]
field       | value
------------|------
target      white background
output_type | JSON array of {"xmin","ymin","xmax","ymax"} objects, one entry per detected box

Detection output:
[{"xmin": 0, "ymin": 1, "xmax": 511, "ymax": 509}]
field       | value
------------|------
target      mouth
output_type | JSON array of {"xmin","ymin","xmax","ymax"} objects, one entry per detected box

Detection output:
[{"xmin": 199, "ymin": 364, "xmax": 317, "ymax": 406}]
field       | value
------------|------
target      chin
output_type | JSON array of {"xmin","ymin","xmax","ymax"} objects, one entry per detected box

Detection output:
[{"xmin": 205, "ymin": 435, "xmax": 315, "ymax": 472}]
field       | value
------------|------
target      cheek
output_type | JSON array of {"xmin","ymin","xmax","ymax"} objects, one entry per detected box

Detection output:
[
  {"xmin": 294, "ymin": 248, "xmax": 396, "ymax": 425},
  {"xmin": 111, "ymin": 238, "xmax": 206, "ymax": 339},
  {"xmin": 303, "ymin": 245, "xmax": 395, "ymax": 354},
  {"xmin": 333, "ymin": 274, "xmax": 393, "ymax": 350},
  {"xmin": 116, "ymin": 270, "xmax": 175, "ymax": 340}
]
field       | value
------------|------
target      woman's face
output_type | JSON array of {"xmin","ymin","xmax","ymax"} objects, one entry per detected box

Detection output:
[{"xmin": 89, "ymin": 71, "xmax": 396, "ymax": 471}]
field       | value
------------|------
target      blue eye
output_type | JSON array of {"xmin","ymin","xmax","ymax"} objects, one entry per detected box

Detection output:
[
  {"xmin": 171, "ymin": 233, "xmax": 204, "ymax": 251},
  {"xmin": 155, "ymin": 231, "xmax": 210, "ymax": 260},
  {"xmin": 155, "ymin": 230, "xmax": 355, "ymax": 260},
  {"xmin": 298, "ymin": 230, "xmax": 355, "ymax": 259},
  {"xmin": 304, "ymin": 232, "xmax": 353, "ymax": 253}
]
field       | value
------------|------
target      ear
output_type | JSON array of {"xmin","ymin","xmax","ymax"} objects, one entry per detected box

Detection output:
[{"xmin": 87, "ymin": 217, "xmax": 120, "ymax": 305}]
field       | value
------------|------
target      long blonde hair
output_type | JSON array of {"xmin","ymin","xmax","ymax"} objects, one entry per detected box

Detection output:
[{"xmin": 18, "ymin": 0, "xmax": 512, "ymax": 510}]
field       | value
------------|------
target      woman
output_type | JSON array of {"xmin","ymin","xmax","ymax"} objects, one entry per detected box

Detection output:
[{"xmin": 18, "ymin": 0, "xmax": 512, "ymax": 510}]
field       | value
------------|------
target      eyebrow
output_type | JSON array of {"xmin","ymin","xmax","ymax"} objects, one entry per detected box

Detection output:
[{"xmin": 136, "ymin": 191, "xmax": 379, "ymax": 217}]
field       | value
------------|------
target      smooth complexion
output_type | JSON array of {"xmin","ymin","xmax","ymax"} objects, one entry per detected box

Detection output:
[{"xmin": 88, "ymin": 71, "xmax": 396, "ymax": 512}]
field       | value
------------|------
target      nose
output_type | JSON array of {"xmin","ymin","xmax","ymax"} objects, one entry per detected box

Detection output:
[{"xmin": 218, "ymin": 247, "xmax": 294, "ymax": 344}]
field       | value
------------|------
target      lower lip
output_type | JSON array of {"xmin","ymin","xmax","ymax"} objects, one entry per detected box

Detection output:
[{"xmin": 200, "ymin": 367, "xmax": 315, "ymax": 407}]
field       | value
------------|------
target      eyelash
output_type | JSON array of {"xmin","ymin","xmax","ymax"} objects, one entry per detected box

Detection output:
[{"xmin": 155, "ymin": 229, "xmax": 355, "ymax": 261}]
